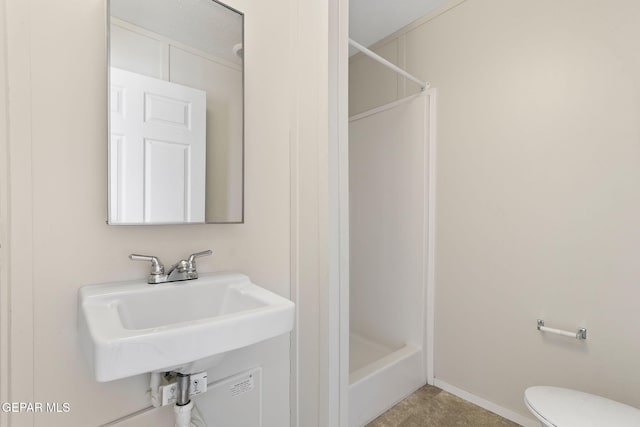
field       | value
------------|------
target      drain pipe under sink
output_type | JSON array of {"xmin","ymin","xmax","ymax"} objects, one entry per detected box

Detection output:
[{"xmin": 174, "ymin": 374, "xmax": 207, "ymax": 427}]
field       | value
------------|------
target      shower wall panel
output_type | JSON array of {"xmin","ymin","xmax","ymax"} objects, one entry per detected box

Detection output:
[{"xmin": 349, "ymin": 95, "xmax": 429, "ymax": 350}]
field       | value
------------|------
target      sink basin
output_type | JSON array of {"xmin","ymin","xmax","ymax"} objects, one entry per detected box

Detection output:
[{"xmin": 78, "ymin": 272, "xmax": 295, "ymax": 382}]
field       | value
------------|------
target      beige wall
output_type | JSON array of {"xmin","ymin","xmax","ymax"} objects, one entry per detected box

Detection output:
[
  {"xmin": 0, "ymin": 0, "xmax": 9, "ymax": 424},
  {"xmin": 350, "ymin": 0, "xmax": 640, "ymax": 422},
  {"xmin": 1, "ymin": 0, "xmax": 330, "ymax": 425}
]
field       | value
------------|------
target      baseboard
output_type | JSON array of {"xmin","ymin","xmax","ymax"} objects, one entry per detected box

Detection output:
[{"xmin": 433, "ymin": 379, "xmax": 539, "ymax": 427}]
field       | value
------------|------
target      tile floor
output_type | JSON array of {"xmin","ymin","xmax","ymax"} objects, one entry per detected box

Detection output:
[{"xmin": 367, "ymin": 385, "xmax": 521, "ymax": 427}]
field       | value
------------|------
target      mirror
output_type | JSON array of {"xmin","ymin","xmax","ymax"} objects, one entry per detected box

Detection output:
[{"xmin": 108, "ymin": 0, "xmax": 244, "ymax": 224}]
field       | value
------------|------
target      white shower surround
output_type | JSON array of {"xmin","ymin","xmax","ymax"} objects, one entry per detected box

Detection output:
[{"xmin": 348, "ymin": 91, "xmax": 436, "ymax": 426}]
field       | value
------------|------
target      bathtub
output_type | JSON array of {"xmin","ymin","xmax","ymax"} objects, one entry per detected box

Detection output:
[{"xmin": 349, "ymin": 333, "xmax": 426, "ymax": 426}]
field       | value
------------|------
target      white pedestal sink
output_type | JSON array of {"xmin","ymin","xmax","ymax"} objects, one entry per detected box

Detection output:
[{"xmin": 78, "ymin": 272, "xmax": 294, "ymax": 382}]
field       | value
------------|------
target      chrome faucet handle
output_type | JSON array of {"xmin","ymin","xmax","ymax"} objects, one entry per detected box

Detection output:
[
  {"xmin": 186, "ymin": 250, "xmax": 212, "ymax": 273},
  {"xmin": 129, "ymin": 254, "xmax": 165, "ymax": 276},
  {"xmin": 187, "ymin": 250, "xmax": 213, "ymax": 264}
]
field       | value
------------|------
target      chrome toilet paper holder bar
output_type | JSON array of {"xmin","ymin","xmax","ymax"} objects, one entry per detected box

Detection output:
[{"xmin": 537, "ymin": 319, "xmax": 587, "ymax": 340}]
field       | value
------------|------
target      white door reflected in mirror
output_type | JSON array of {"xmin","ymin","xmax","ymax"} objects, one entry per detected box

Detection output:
[
  {"xmin": 107, "ymin": 0, "xmax": 244, "ymax": 224},
  {"xmin": 110, "ymin": 68, "xmax": 207, "ymax": 224}
]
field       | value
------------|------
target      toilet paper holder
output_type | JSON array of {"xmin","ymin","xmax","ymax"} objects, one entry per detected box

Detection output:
[{"xmin": 537, "ymin": 319, "xmax": 587, "ymax": 340}]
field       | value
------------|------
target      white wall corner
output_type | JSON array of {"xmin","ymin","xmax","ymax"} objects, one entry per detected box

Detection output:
[
  {"xmin": 289, "ymin": 0, "xmax": 334, "ymax": 425},
  {"xmin": 329, "ymin": 0, "xmax": 350, "ymax": 425}
]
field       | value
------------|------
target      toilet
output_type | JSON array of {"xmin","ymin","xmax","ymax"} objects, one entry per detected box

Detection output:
[{"xmin": 525, "ymin": 386, "xmax": 640, "ymax": 427}]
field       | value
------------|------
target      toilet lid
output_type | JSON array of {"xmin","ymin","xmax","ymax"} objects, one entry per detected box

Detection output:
[{"xmin": 525, "ymin": 386, "xmax": 640, "ymax": 427}]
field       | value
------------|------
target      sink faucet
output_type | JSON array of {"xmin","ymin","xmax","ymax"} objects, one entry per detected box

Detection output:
[{"xmin": 129, "ymin": 250, "xmax": 213, "ymax": 284}]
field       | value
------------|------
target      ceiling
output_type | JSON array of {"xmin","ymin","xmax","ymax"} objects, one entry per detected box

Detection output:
[{"xmin": 349, "ymin": 0, "xmax": 449, "ymax": 54}]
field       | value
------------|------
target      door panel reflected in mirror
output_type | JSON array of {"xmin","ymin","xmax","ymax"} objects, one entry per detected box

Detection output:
[{"xmin": 108, "ymin": 0, "xmax": 243, "ymax": 224}]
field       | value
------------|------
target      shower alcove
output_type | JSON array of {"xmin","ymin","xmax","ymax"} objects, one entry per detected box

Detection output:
[{"xmin": 348, "ymin": 90, "xmax": 435, "ymax": 426}]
